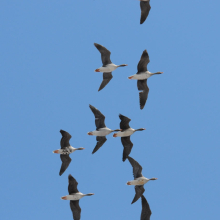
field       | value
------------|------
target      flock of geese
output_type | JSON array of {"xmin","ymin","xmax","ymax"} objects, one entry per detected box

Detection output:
[{"xmin": 52, "ymin": 1, "xmax": 162, "ymax": 220}]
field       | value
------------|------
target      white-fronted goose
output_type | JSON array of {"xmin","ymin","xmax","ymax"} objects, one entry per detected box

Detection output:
[
  {"xmin": 113, "ymin": 114, "xmax": 145, "ymax": 161},
  {"xmin": 94, "ymin": 43, "xmax": 127, "ymax": 91},
  {"xmin": 128, "ymin": 50, "xmax": 163, "ymax": 109},
  {"xmin": 140, "ymin": 0, "xmax": 151, "ymax": 24},
  {"xmin": 127, "ymin": 156, "xmax": 157, "ymax": 204},
  {"xmin": 88, "ymin": 105, "xmax": 120, "ymax": 154},
  {"xmin": 141, "ymin": 195, "xmax": 152, "ymax": 220},
  {"xmin": 53, "ymin": 130, "xmax": 84, "ymax": 176},
  {"xmin": 61, "ymin": 175, "xmax": 94, "ymax": 220}
]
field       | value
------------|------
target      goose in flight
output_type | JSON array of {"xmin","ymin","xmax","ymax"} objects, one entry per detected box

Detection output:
[
  {"xmin": 94, "ymin": 43, "xmax": 127, "ymax": 91},
  {"xmin": 128, "ymin": 50, "xmax": 163, "ymax": 109},
  {"xmin": 127, "ymin": 156, "xmax": 157, "ymax": 204},
  {"xmin": 139, "ymin": 0, "xmax": 151, "ymax": 24},
  {"xmin": 88, "ymin": 104, "xmax": 121, "ymax": 154},
  {"xmin": 61, "ymin": 175, "xmax": 94, "ymax": 220},
  {"xmin": 113, "ymin": 114, "xmax": 145, "ymax": 161},
  {"xmin": 53, "ymin": 130, "xmax": 84, "ymax": 176},
  {"xmin": 141, "ymin": 195, "xmax": 152, "ymax": 220}
]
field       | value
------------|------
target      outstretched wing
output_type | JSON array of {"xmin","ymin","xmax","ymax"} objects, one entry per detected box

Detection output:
[
  {"xmin": 141, "ymin": 195, "xmax": 152, "ymax": 220},
  {"xmin": 137, "ymin": 50, "xmax": 150, "ymax": 73},
  {"xmin": 70, "ymin": 200, "xmax": 81, "ymax": 220},
  {"xmin": 92, "ymin": 136, "xmax": 107, "ymax": 154},
  {"xmin": 68, "ymin": 174, "xmax": 79, "ymax": 194},
  {"xmin": 98, "ymin": 72, "xmax": 113, "ymax": 91},
  {"xmin": 132, "ymin": 185, "xmax": 145, "ymax": 204},
  {"xmin": 89, "ymin": 104, "xmax": 106, "ymax": 130},
  {"xmin": 60, "ymin": 130, "xmax": 72, "ymax": 149},
  {"xmin": 121, "ymin": 137, "xmax": 133, "ymax": 162},
  {"xmin": 140, "ymin": 1, "xmax": 151, "ymax": 24},
  {"xmin": 94, "ymin": 43, "xmax": 112, "ymax": 66},
  {"xmin": 127, "ymin": 156, "xmax": 143, "ymax": 179},
  {"xmin": 59, "ymin": 155, "xmax": 72, "ymax": 176},
  {"xmin": 137, "ymin": 80, "xmax": 149, "ymax": 110},
  {"xmin": 119, "ymin": 114, "xmax": 131, "ymax": 130}
]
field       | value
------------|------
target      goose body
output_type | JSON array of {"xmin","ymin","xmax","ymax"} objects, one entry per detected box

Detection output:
[
  {"xmin": 127, "ymin": 177, "xmax": 150, "ymax": 186},
  {"xmin": 127, "ymin": 156, "xmax": 157, "ymax": 204},
  {"xmin": 128, "ymin": 50, "xmax": 163, "ymax": 109},
  {"xmin": 53, "ymin": 130, "xmax": 84, "ymax": 176},
  {"xmin": 113, "ymin": 128, "xmax": 135, "ymax": 137},
  {"xmin": 87, "ymin": 127, "xmax": 114, "ymax": 136},
  {"xmin": 61, "ymin": 192, "xmax": 94, "ymax": 201},
  {"xmin": 113, "ymin": 114, "xmax": 145, "ymax": 161},
  {"xmin": 53, "ymin": 146, "xmax": 84, "ymax": 155},
  {"xmin": 95, "ymin": 63, "xmax": 120, "ymax": 73},
  {"xmin": 88, "ymin": 104, "xmax": 120, "ymax": 154},
  {"xmin": 61, "ymin": 175, "xmax": 94, "ymax": 220},
  {"xmin": 128, "ymin": 71, "xmax": 152, "ymax": 80},
  {"xmin": 94, "ymin": 43, "xmax": 127, "ymax": 91}
]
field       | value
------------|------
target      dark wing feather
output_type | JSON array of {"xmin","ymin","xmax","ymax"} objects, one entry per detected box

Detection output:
[
  {"xmin": 92, "ymin": 136, "xmax": 107, "ymax": 154},
  {"xmin": 98, "ymin": 72, "xmax": 113, "ymax": 91},
  {"xmin": 119, "ymin": 114, "xmax": 131, "ymax": 130},
  {"xmin": 59, "ymin": 155, "xmax": 72, "ymax": 176},
  {"xmin": 70, "ymin": 200, "xmax": 81, "ymax": 220},
  {"xmin": 60, "ymin": 130, "xmax": 72, "ymax": 149},
  {"xmin": 89, "ymin": 105, "xmax": 106, "ymax": 129},
  {"xmin": 137, "ymin": 50, "xmax": 150, "ymax": 73},
  {"xmin": 140, "ymin": 1, "xmax": 151, "ymax": 24},
  {"xmin": 137, "ymin": 80, "xmax": 149, "ymax": 110},
  {"xmin": 141, "ymin": 195, "xmax": 152, "ymax": 220},
  {"xmin": 68, "ymin": 174, "xmax": 79, "ymax": 194},
  {"xmin": 121, "ymin": 137, "xmax": 133, "ymax": 162},
  {"xmin": 94, "ymin": 43, "xmax": 112, "ymax": 66},
  {"xmin": 127, "ymin": 156, "xmax": 143, "ymax": 179},
  {"xmin": 132, "ymin": 185, "xmax": 145, "ymax": 204}
]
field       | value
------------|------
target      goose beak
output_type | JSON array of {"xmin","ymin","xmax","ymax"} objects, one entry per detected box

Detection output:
[
  {"xmin": 128, "ymin": 76, "xmax": 133, "ymax": 79},
  {"xmin": 61, "ymin": 196, "xmax": 67, "ymax": 200},
  {"xmin": 113, "ymin": 133, "xmax": 117, "ymax": 137},
  {"xmin": 95, "ymin": 69, "xmax": 100, "ymax": 72},
  {"xmin": 53, "ymin": 150, "xmax": 59, "ymax": 154}
]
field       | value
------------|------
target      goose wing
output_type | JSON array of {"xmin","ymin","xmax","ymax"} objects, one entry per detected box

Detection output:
[
  {"xmin": 89, "ymin": 105, "xmax": 106, "ymax": 130},
  {"xmin": 132, "ymin": 185, "xmax": 145, "ymax": 204},
  {"xmin": 140, "ymin": 1, "xmax": 151, "ymax": 24},
  {"xmin": 60, "ymin": 130, "xmax": 72, "ymax": 149},
  {"xmin": 137, "ymin": 50, "xmax": 150, "ymax": 73},
  {"xmin": 127, "ymin": 156, "xmax": 143, "ymax": 178},
  {"xmin": 121, "ymin": 137, "xmax": 133, "ymax": 162},
  {"xmin": 59, "ymin": 155, "xmax": 72, "ymax": 176},
  {"xmin": 68, "ymin": 174, "xmax": 79, "ymax": 194},
  {"xmin": 92, "ymin": 136, "xmax": 107, "ymax": 154},
  {"xmin": 138, "ymin": 80, "xmax": 149, "ymax": 110},
  {"xmin": 70, "ymin": 200, "xmax": 81, "ymax": 220},
  {"xmin": 98, "ymin": 72, "xmax": 113, "ymax": 91},
  {"xmin": 94, "ymin": 43, "xmax": 112, "ymax": 66},
  {"xmin": 141, "ymin": 195, "xmax": 152, "ymax": 220},
  {"xmin": 119, "ymin": 114, "xmax": 131, "ymax": 131}
]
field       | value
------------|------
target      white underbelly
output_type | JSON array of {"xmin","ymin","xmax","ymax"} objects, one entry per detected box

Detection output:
[
  {"xmin": 92, "ymin": 128, "xmax": 112, "ymax": 136},
  {"xmin": 129, "ymin": 178, "xmax": 149, "ymax": 185},
  {"xmin": 129, "ymin": 72, "xmax": 151, "ymax": 80},
  {"xmin": 116, "ymin": 129, "xmax": 134, "ymax": 137},
  {"xmin": 63, "ymin": 193, "xmax": 84, "ymax": 200},
  {"xmin": 99, "ymin": 64, "xmax": 117, "ymax": 72}
]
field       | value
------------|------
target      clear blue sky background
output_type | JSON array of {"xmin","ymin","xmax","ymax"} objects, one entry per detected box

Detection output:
[{"xmin": 0, "ymin": 0, "xmax": 219, "ymax": 219}]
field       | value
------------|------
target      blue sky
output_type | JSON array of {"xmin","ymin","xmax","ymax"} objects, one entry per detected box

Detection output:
[{"xmin": 0, "ymin": 0, "xmax": 219, "ymax": 219}]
